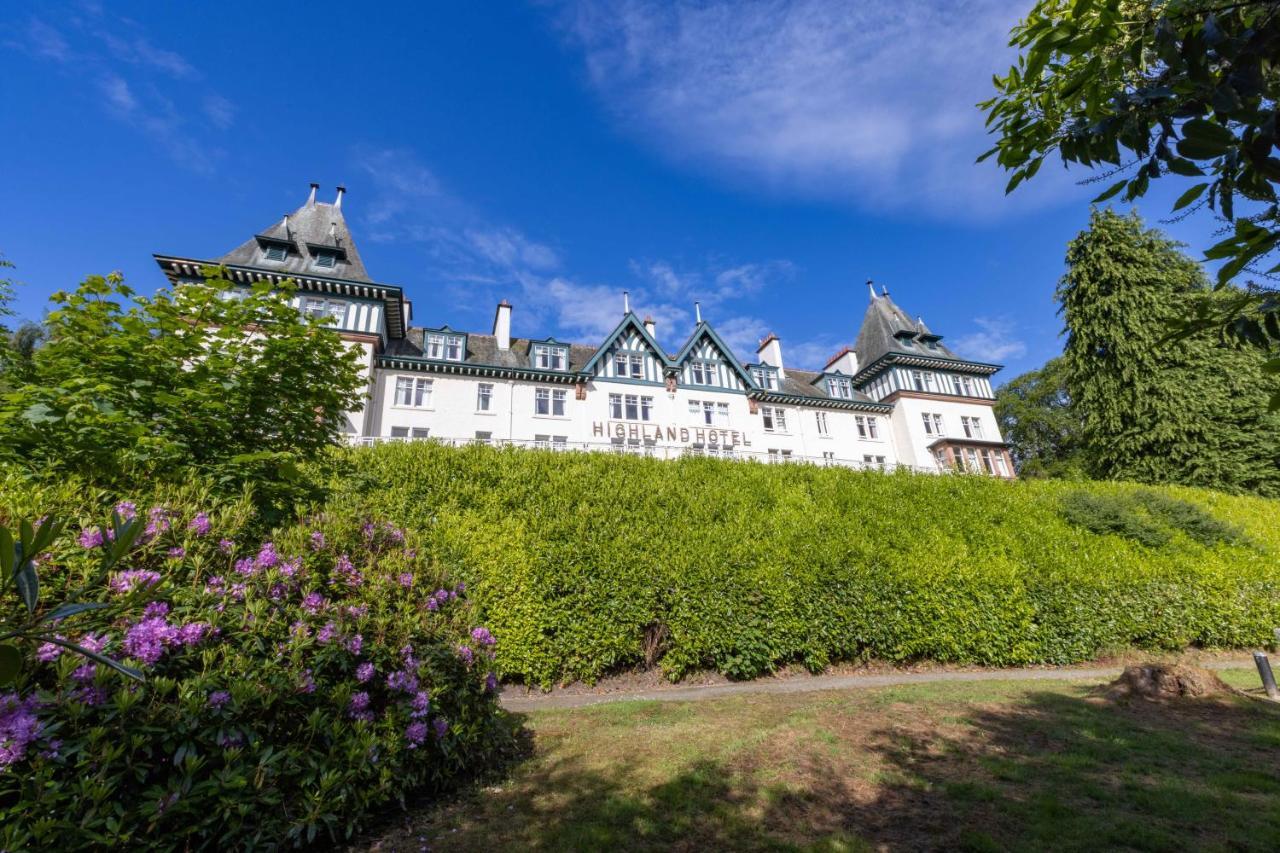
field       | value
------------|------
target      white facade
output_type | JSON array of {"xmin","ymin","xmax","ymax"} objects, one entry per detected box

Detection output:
[{"xmin": 155, "ymin": 186, "xmax": 1015, "ymax": 476}]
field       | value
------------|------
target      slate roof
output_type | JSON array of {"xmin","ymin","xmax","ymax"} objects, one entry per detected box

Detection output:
[
  {"xmin": 215, "ymin": 192, "xmax": 373, "ymax": 284},
  {"xmin": 760, "ymin": 368, "xmax": 885, "ymax": 408},
  {"xmin": 385, "ymin": 332, "xmax": 598, "ymax": 373},
  {"xmin": 852, "ymin": 291, "xmax": 960, "ymax": 368}
]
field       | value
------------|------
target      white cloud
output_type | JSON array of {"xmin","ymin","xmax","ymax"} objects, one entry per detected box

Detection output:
[
  {"xmin": 98, "ymin": 30, "xmax": 196, "ymax": 79},
  {"xmin": 952, "ymin": 316, "xmax": 1027, "ymax": 363},
  {"xmin": 203, "ymin": 94, "xmax": 235, "ymax": 129},
  {"xmin": 786, "ymin": 336, "xmax": 846, "ymax": 371},
  {"xmin": 25, "ymin": 18, "xmax": 70, "ymax": 61},
  {"xmin": 98, "ymin": 74, "xmax": 137, "ymax": 115},
  {"xmin": 553, "ymin": 0, "xmax": 1077, "ymax": 217},
  {"xmin": 349, "ymin": 148, "xmax": 795, "ymax": 348},
  {"xmin": 14, "ymin": 15, "xmax": 231, "ymax": 172}
]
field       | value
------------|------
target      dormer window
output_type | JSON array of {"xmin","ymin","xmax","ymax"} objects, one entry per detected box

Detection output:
[
  {"xmin": 533, "ymin": 343, "xmax": 568, "ymax": 371},
  {"xmin": 899, "ymin": 336, "xmax": 915, "ymax": 349},
  {"xmin": 827, "ymin": 377, "xmax": 854, "ymax": 399},
  {"xmin": 751, "ymin": 366, "xmax": 778, "ymax": 390},
  {"xmin": 263, "ymin": 244, "xmax": 289, "ymax": 262},
  {"xmin": 312, "ymin": 250, "xmax": 337, "ymax": 270},
  {"xmin": 425, "ymin": 332, "xmax": 465, "ymax": 361}
]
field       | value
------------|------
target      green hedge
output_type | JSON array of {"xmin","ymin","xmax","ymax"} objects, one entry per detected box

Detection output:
[{"xmin": 318, "ymin": 443, "xmax": 1280, "ymax": 686}]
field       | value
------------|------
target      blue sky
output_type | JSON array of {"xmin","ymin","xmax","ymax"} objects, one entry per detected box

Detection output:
[{"xmin": 1, "ymin": 0, "xmax": 1225, "ymax": 379}]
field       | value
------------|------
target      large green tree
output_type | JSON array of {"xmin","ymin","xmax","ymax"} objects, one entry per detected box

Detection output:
[
  {"xmin": 981, "ymin": 0, "xmax": 1280, "ymax": 393},
  {"xmin": 994, "ymin": 356, "xmax": 1088, "ymax": 477},
  {"xmin": 0, "ymin": 269, "xmax": 364, "ymax": 497},
  {"xmin": 1060, "ymin": 208, "xmax": 1280, "ymax": 494}
]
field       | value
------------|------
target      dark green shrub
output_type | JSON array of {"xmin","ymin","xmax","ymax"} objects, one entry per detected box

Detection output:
[
  {"xmin": 1135, "ymin": 490, "xmax": 1246, "ymax": 546},
  {"xmin": 1059, "ymin": 491, "xmax": 1170, "ymax": 547},
  {"xmin": 0, "ymin": 492, "xmax": 511, "ymax": 850},
  {"xmin": 316, "ymin": 442, "xmax": 1280, "ymax": 686}
]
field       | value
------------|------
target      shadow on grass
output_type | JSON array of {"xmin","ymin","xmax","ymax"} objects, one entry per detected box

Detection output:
[{"xmin": 377, "ymin": 691, "xmax": 1280, "ymax": 852}]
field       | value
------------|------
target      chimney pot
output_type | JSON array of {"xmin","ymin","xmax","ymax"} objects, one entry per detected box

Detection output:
[
  {"xmin": 623, "ymin": 291, "xmax": 631, "ymax": 315},
  {"xmin": 694, "ymin": 301, "xmax": 703, "ymax": 324},
  {"xmin": 334, "ymin": 185, "xmax": 346, "ymax": 208},
  {"xmin": 757, "ymin": 332, "xmax": 785, "ymax": 379},
  {"xmin": 307, "ymin": 183, "xmax": 319, "ymax": 206},
  {"xmin": 643, "ymin": 316, "xmax": 656, "ymax": 338}
]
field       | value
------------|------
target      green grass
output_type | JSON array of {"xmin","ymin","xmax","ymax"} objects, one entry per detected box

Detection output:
[{"xmin": 356, "ymin": 669, "xmax": 1280, "ymax": 852}]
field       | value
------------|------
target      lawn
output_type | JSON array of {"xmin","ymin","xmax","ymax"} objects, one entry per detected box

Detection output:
[{"xmin": 358, "ymin": 669, "xmax": 1280, "ymax": 852}]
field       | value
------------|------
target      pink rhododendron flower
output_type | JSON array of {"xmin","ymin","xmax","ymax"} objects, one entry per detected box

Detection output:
[
  {"xmin": 405, "ymin": 721, "xmax": 427, "ymax": 749},
  {"xmin": 0, "ymin": 692, "xmax": 43, "ymax": 768},
  {"xmin": 397, "ymin": 572, "xmax": 414, "ymax": 589},
  {"xmin": 309, "ymin": 531, "xmax": 325, "ymax": 551},
  {"xmin": 188, "ymin": 513, "xmax": 211, "ymax": 536},
  {"xmin": 356, "ymin": 662, "xmax": 374, "ymax": 683},
  {"xmin": 114, "ymin": 501, "xmax": 137, "ymax": 521},
  {"xmin": 78, "ymin": 527, "xmax": 104, "ymax": 549},
  {"xmin": 301, "ymin": 592, "xmax": 325, "ymax": 614},
  {"xmin": 218, "ymin": 538, "xmax": 234, "ymax": 554},
  {"xmin": 109, "ymin": 570, "xmax": 161, "ymax": 595}
]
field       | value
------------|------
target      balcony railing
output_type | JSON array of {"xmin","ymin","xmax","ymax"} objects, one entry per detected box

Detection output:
[{"xmin": 349, "ymin": 435, "xmax": 939, "ymax": 474}]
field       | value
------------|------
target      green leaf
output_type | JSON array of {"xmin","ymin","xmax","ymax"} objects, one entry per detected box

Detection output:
[
  {"xmin": 0, "ymin": 526, "xmax": 13, "ymax": 578},
  {"xmin": 1177, "ymin": 137, "xmax": 1229, "ymax": 160},
  {"xmin": 14, "ymin": 564, "xmax": 38, "ymax": 614},
  {"xmin": 0, "ymin": 645, "xmax": 21, "ymax": 686},
  {"xmin": 41, "ymin": 636, "xmax": 144, "ymax": 682},
  {"xmin": 1165, "ymin": 158, "xmax": 1203, "ymax": 177},
  {"xmin": 42, "ymin": 601, "xmax": 111, "ymax": 622},
  {"xmin": 1173, "ymin": 183, "xmax": 1208, "ymax": 210},
  {"xmin": 1262, "ymin": 357, "xmax": 1280, "ymax": 375},
  {"xmin": 1182, "ymin": 118, "xmax": 1236, "ymax": 146},
  {"xmin": 1092, "ymin": 179, "xmax": 1127, "ymax": 202}
]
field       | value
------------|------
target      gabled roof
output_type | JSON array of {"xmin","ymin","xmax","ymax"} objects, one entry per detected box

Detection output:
[
  {"xmin": 580, "ymin": 312, "xmax": 670, "ymax": 374},
  {"xmin": 216, "ymin": 191, "xmax": 373, "ymax": 283},
  {"xmin": 852, "ymin": 290, "xmax": 960, "ymax": 368},
  {"xmin": 671, "ymin": 322, "xmax": 755, "ymax": 387}
]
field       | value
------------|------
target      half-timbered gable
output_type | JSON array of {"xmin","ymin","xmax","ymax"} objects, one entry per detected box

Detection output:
[
  {"xmin": 672, "ymin": 324, "xmax": 752, "ymax": 392},
  {"xmin": 583, "ymin": 314, "xmax": 668, "ymax": 385}
]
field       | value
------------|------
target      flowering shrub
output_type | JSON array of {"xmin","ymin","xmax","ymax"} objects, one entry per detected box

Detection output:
[{"xmin": 0, "ymin": 498, "xmax": 511, "ymax": 849}]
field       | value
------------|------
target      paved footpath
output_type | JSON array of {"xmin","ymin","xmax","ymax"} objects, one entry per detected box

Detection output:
[{"xmin": 500, "ymin": 660, "xmax": 1245, "ymax": 712}]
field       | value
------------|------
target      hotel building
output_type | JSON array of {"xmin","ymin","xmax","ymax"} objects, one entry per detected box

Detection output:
[{"xmin": 155, "ymin": 185, "xmax": 1013, "ymax": 476}]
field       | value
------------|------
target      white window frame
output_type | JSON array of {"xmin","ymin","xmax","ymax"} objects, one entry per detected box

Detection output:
[
  {"xmin": 827, "ymin": 377, "xmax": 853, "ymax": 399},
  {"xmin": 302, "ymin": 296, "xmax": 345, "ymax": 326},
  {"xmin": 534, "ymin": 344, "xmax": 566, "ymax": 371},
  {"xmin": 751, "ymin": 367, "xmax": 777, "ymax": 390},
  {"xmin": 761, "ymin": 406, "xmax": 787, "ymax": 432},
  {"xmin": 921, "ymin": 412, "xmax": 943, "ymax": 436},
  {"xmin": 393, "ymin": 376, "xmax": 433, "ymax": 408},
  {"xmin": 476, "ymin": 383, "xmax": 493, "ymax": 412},
  {"xmin": 425, "ymin": 333, "xmax": 465, "ymax": 362},
  {"xmin": 535, "ymin": 388, "xmax": 567, "ymax": 417},
  {"xmin": 815, "ymin": 411, "xmax": 829, "ymax": 435}
]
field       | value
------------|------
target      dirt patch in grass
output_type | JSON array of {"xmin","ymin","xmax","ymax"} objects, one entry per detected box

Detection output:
[{"xmin": 352, "ymin": 670, "xmax": 1280, "ymax": 852}]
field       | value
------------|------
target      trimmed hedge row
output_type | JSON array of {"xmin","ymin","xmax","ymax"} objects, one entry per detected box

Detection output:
[{"xmin": 319, "ymin": 442, "xmax": 1280, "ymax": 687}]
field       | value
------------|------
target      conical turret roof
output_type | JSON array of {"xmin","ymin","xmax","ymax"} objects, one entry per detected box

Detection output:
[{"xmin": 215, "ymin": 186, "xmax": 373, "ymax": 283}]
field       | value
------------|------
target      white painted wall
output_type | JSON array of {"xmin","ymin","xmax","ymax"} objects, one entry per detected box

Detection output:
[{"xmin": 367, "ymin": 370, "xmax": 905, "ymax": 466}]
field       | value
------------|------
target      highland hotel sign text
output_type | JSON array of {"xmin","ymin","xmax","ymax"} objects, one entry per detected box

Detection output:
[{"xmin": 592, "ymin": 421, "xmax": 752, "ymax": 447}]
